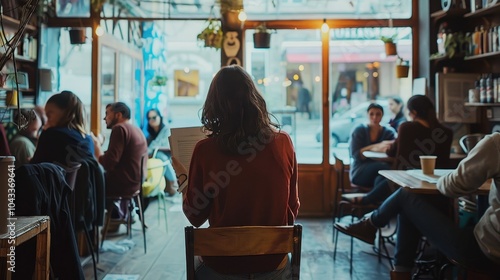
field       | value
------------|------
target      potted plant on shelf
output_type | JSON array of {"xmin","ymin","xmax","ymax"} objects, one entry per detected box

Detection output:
[
  {"xmin": 196, "ymin": 20, "xmax": 223, "ymax": 49},
  {"xmin": 395, "ymin": 56, "xmax": 410, "ymax": 78},
  {"xmin": 381, "ymin": 35, "xmax": 397, "ymax": 56},
  {"xmin": 253, "ymin": 23, "xmax": 271, "ymax": 49}
]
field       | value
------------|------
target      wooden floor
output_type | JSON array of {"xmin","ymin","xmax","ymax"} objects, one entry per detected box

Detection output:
[{"xmin": 83, "ymin": 196, "xmax": 393, "ymax": 280}]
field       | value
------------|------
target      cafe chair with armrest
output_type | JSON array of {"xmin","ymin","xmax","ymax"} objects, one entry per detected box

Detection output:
[
  {"xmin": 185, "ymin": 224, "xmax": 303, "ymax": 280},
  {"xmin": 142, "ymin": 157, "xmax": 169, "ymax": 232},
  {"xmin": 331, "ymin": 153, "xmax": 394, "ymax": 275}
]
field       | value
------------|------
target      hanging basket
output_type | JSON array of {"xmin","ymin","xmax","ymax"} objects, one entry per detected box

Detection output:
[
  {"xmin": 396, "ymin": 65, "xmax": 410, "ymax": 78},
  {"xmin": 385, "ymin": 42, "xmax": 397, "ymax": 56},
  {"xmin": 253, "ymin": 32, "xmax": 271, "ymax": 48},
  {"xmin": 69, "ymin": 28, "xmax": 86, "ymax": 45}
]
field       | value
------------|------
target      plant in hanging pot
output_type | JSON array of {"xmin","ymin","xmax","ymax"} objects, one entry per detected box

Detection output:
[
  {"xmin": 216, "ymin": 0, "xmax": 244, "ymax": 30},
  {"xmin": 196, "ymin": 20, "xmax": 223, "ymax": 49},
  {"xmin": 149, "ymin": 75, "xmax": 167, "ymax": 87},
  {"xmin": 395, "ymin": 56, "xmax": 410, "ymax": 78},
  {"xmin": 253, "ymin": 23, "xmax": 271, "ymax": 49},
  {"xmin": 381, "ymin": 34, "xmax": 398, "ymax": 56}
]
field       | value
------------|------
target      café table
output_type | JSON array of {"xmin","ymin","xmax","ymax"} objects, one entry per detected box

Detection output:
[
  {"xmin": 0, "ymin": 216, "xmax": 50, "ymax": 280},
  {"xmin": 378, "ymin": 169, "xmax": 491, "ymax": 195}
]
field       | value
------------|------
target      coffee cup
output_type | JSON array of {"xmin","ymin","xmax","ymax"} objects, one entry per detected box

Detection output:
[{"xmin": 420, "ymin": 155, "xmax": 437, "ymax": 175}]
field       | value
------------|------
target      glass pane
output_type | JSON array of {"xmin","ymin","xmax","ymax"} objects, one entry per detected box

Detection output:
[
  {"xmin": 101, "ymin": 46, "xmax": 115, "ymax": 145},
  {"xmin": 101, "ymin": 0, "xmax": 411, "ymax": 19},
  {"xmin": 38, "ymin": 27, "xmax": 92, "ymax": 132},
  {"xmin": 56, "ymin": 0, "xmax": 90, "ymax": 17},
  {"xmin": 156, "ymin": 20, "xmax": 221, "ymax": 129},
  {"xmin": 327, "ymin": 27, "xmax": 413, "ymax": 163},
  {"xmin": 245, "ymin": 29, "xmax": 323, "ymax": 164},
  {"xmin": 119, "ymin": 54, "xmax": 143, "ymax": 126}
]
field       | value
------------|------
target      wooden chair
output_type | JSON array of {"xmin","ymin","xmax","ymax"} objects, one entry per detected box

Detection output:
[
  {"xmin": 185, "ymin": 224, "xmax": 303, "ymax": 280},
  {"xmin": 331, "ymin": 154, "xmax": 394, "ymax": 274}
]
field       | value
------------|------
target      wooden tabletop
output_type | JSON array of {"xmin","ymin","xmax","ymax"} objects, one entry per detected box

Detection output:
[{"xmin": 379, "ymin": 170, "xmax": 491, "ymax": 195}]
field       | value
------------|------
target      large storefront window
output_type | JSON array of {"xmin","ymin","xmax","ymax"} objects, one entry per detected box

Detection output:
[
  {"xmin": 245, "ymin": 29, "xmax": 323, "ymax": 164},
  {"xmin": 327, "ymin": 27, "xmax": 413, "ymax": 163}
]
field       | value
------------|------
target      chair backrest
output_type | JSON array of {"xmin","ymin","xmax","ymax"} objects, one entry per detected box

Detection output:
[
  {"xmin": 57, "ymin": 163, "xmax": 82, "ymax": 191},
  {"xmin": 459, "ymin": 133, "xmax": 485, "ymax": 154},
  {"xmin": 333, "ymin": 153, "xmax": 347, "ymax": 194},
  {"xmin": 185, "ymin": 224, "xmax": 302, "ymax": 280},
  {"xmin": 142, "ymin": 158, "xmax": 167, "ymax": 197}
]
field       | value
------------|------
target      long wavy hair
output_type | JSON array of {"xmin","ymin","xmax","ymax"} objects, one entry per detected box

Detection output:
[
  {"xmin": 46, "ymin": 90, "xmax": 87, "ymax": 135},
  {"xmin": 407, "ymin": 95, "xmax": 440, "ymax": 128},
  {"xmin": 201, "ymin": 65, "xmax": 275, "ymax": 154}
]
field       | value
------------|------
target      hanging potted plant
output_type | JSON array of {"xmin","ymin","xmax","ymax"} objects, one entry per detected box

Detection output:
[
  {"xmin": 381, "ymin": 35, "xmax": 397, "ymax": 56},
  {"xmin": 253, "ymin": 23, "xmax": 271, "ymax": 49},
  {"xmin": 395, "ymin": 56, "xmax": 410, "ymax": 78},
  {"xmin": 217, "ymin": 0, "xmax": 243, "ymax": 30},
  {"xmin": 196, "ymin": 19, "xmax": 223, "ymax": 49}
]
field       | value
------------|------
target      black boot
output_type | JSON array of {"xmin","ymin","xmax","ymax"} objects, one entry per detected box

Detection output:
[
  {"xmin": 334, "ymin": 217, "xmax": 377, "ymax": 245},
  {"xmin": 390, "ymin": 270, "xmax": 411, "ymax": 280}
]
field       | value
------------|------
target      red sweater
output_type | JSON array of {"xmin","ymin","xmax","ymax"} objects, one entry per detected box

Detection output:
[{"xmin": 183, "ymin": 131, "xmax": 300, "ymax": 274}]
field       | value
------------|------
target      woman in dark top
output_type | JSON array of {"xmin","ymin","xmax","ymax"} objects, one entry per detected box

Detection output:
[
  {"xmin": 31, "ymin": 91, "xmax": 94, "ymax": 167},
  {"xmin": 349, "ymin": 103, "xmax": 397, "ymax": 187},
  {"xmin": 351, "ymin": 95, "xmax": 453, "ymax": 205},
  {"xmin": 388, "ymin": 96, "xmax": 406, "ymax": 131}
]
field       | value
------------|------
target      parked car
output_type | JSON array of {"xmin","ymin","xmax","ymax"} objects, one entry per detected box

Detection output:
[{"xmin": 315, "ymin": 100, "xmax": 392, "ymax": 146}]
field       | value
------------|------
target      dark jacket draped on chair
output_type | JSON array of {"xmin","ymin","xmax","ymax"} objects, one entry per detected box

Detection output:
[{"xmin": 14, "ymin": 163, "xmax": 85, "ymax": 280}]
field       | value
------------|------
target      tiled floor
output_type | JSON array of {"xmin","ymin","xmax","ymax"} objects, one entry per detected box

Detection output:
[{"xmin": 83, "ymin": 196, "xmax": 393, "ymax": 279}]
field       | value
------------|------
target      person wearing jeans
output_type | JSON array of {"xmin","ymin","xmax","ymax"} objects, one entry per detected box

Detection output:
[{"xmin": 335, "ymin": 133, "xmax": 500, "ymax": 280}]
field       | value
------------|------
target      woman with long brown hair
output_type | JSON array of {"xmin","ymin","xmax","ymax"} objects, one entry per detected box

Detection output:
[{"xmin": 175, "ymin": 65, "xmax": 300, "ymax": 279}]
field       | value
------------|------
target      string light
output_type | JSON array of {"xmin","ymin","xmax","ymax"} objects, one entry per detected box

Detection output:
[
  {"xmin": 95, "ymin": 25, "xmax": 104, "ymax": 36},
  {"xmin": 238, "ymin": 10, "xmax": 247, "ymax": 22}
]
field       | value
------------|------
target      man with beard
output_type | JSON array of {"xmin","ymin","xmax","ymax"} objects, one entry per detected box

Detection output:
[{"xmin": 92, "ymin": 102, "xmax": 147, "ymax": 220}]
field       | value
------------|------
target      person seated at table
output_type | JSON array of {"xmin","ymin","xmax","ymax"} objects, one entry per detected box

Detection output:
[
  {"xmin": 335, "ymin": 132, "xmax": 500, "ymax": 280},
  {"xmin": 349, "ymin": 103, "xmax": 397, "ymax": 188},
  {"xmin": 31, "ymin": 91, "xmax": 94, "ymax": 167},
  {"xmin": 347, "ymin": 95, "xmax": 453, "ymax": 206},
  {"xmin": 172, "ymin": 65, "xmax": 300, "ymax": 279},
  {"xmin": 145, "ymin": 108, "xmax": 178, "ymax": 196},
  {"xmin": 9, "ymin": 109, "xmax": 42, "ymax": 168},
  {"xmin": 388, "ymin": 96, "xmax": 406, "ymax": 131}
]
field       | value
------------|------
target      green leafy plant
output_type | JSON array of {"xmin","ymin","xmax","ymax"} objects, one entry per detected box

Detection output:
[
  {"xmin": 380, "ymin": 34, "xmax": 397, "ymax": 43},
  {"xmin": 150, "ymin": 75, "xmax": 167, "ymax": 87},
  {"xmin": 255, "ymin": 23, "xmax": 271, "ymax": 33},
  {"xmin": 197, "ymin": 20, "xmax": 223, "ymax": 49}
]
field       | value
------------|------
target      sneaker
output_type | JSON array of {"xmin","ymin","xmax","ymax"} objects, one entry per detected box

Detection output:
[{"xmin": 334, "ymin": 217, "xmax": 377, "ymax": 245}]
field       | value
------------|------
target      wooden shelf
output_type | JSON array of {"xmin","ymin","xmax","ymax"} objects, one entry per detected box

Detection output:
[
  {"xmin": 464, "ymin": 51, "xmax": 500, "ymax": 61},
  {"xmin": 0, "ymin": 87, "xmax": 35, "ymax": 92},
  {"xmin": 464, "ymin": 3, "xmax": 500, "ymax": 18},
  {"xmin": 464, "ymin": 102, "xmax": 500, "ymax": 107},
  {"xmin": 431, "ymin": 8, "xmax": 467, "ymax": 21},
  {"xmin": 0, "ymin": 15, "xmax": 36, "ymax": 32}
]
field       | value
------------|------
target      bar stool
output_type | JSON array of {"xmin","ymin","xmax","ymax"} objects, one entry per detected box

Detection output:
[{"xmin": 100, "ymin": 189, "xmax": 147, "ymax": 253}]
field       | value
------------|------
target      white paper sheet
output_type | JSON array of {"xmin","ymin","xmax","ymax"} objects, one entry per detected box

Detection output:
[{"xmin": 405, "ymin": 169, "xmax": 454, "ymax": 184}]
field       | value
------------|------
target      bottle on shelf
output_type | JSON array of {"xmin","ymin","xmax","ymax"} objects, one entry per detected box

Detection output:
[
  {"xmin": 480, "ymin": 74, "xmax": 487, "ymax": 103},
  {"xmin": 486, "ymin": 74, "xmax": 493, "ymax": 103},
  {"xmin": 494, "ymin": 74, "xmax": 499, "ymax": 103},
  {"xmin": 473, "ymin": 26, "xmax": 481, "ymax": 55}
]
